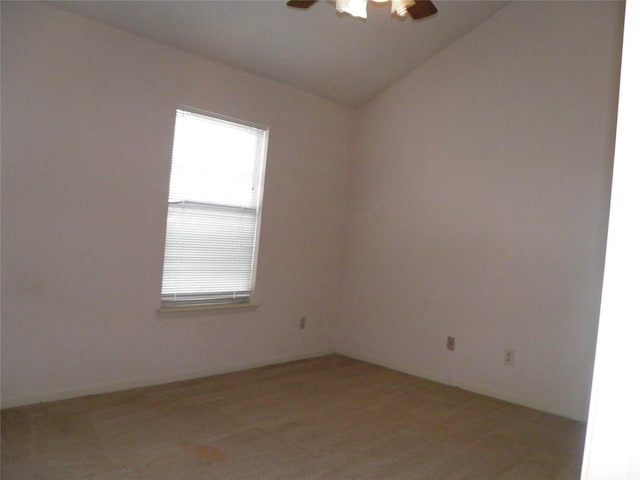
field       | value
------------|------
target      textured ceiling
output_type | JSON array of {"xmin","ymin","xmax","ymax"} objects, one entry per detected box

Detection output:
[{"xmin": 51, "ymin": 0, "xmax": 508, "ymax": 106}]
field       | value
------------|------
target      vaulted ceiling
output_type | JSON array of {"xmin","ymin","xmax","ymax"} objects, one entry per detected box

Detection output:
[{"xmin": 52, "ymin": 1, "xmax": 508, "ymax": 106}]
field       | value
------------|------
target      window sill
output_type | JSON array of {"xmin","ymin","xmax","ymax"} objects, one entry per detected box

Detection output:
[{"xmin": 157, "ymin": 302, "xmax": 261, "ymax": 314}]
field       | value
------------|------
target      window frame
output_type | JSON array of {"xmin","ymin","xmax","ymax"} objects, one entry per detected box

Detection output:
[{"xmin": 159, "ymin": 106, "xmax": 268, "ymax": 311}]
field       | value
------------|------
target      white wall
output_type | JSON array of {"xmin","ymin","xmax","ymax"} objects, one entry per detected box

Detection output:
[
  {"xmin": 1, "ymin": 1, "xmax": 625, "ymax": 422},
  {"xmin": 582, "ymin": 2, "xmax": 640, "ymax": 476},
  {"xmin": 336, "ymin": 1, "xmax": 623, "ymax": 421},
  {"xmin": 0, "ymin": 2, "xmax": 354, "ymax": 407}
]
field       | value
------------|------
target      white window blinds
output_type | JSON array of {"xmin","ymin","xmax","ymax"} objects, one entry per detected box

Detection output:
[{"xmin": 161, "ymin": 109, "xmax": 268, "ymax": 307}]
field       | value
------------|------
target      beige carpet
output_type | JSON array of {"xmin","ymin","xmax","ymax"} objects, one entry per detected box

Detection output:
[{"xmin": 1, "ymin": 355, "xmax": 585, "ymax": 479}]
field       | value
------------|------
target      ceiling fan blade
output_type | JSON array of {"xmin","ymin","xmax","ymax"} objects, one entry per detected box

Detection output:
[
  {"xmin": 286, "ymin": 0, "xmax": 317, "ymax": 8},
  {"xmin": 407, "ymin": 0, "xmax": 438, "ymax": 20}
]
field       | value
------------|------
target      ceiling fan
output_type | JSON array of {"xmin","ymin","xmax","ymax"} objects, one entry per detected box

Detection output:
[{"xmin": 286, "ymin": 0, "xmax": 438, "ymax": 20}]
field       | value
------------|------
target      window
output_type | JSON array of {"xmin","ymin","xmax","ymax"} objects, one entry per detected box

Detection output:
[{"xmin": 160, "ymin": 108, "xmax": 268, "ymax": 308}]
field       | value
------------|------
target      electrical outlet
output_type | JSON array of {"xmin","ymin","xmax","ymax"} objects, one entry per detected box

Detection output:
[
  {"xmin": 447, "ymin": 336, "xmax": 455, "ymax": 351},
  {"xmin": 504, "ymin": 348, "xmax": 515, "ymax": 366},
  {"xmin": 299, "ymin": 316, "xmax": 306, "ymax": 330}
]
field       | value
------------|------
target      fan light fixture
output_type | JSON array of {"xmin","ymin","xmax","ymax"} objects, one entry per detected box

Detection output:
[
  {"xmin": 286, "ymin": 0, "xmax": 438, "ymax": 21},
  {"xmin": 336, "ymin": 0, "xmax": 416, "ymax": 19}
]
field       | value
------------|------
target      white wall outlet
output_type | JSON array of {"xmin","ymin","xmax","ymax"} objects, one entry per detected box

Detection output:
[
  {"xmin": 504, "ymin": 348, "xmax": 515, "ymax": 366},
  {"xmin": 447, "ymin": 336, "xmax": 455, "ymax": 351},
  {"xmin": 299, "ymin": 316, "xmax": 306, "ymax": 329}
]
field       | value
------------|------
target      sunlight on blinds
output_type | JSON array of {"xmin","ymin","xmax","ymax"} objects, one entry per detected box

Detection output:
[{"xmin": 161, "ymin": 109, "xmax": 268, "ymax": 306}]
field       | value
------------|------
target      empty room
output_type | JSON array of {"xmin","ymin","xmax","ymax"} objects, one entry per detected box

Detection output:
[{"xmin": 2, "ymin": 0, "xmax": 636, "ymax": 478}]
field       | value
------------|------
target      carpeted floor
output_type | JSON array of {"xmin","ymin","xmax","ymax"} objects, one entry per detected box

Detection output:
[{"xmin": 1, "ymin": 355, "xmax": 585, "ymax": 479}]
